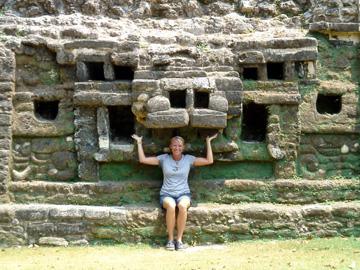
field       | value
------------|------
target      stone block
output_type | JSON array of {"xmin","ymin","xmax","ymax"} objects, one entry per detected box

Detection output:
[
  {"xmin": 56, "ymin": 223, "xmax": 87, "ymax": 235},
  {"xmin": 190, "ymin": 109, "xmax": 227, "ymax": 128},
  {"xmin": 302, "ymin": 205, "xmax": 332, "ymax": 217},
  {"xmin": 65, "ymin": 40, "xmax": 118, "ymax": 50},
  {"xmin": 243, "ymin": 92, "xmax": 301, "ymax": 105},
  {"xmin": 31, "ymin": 138, "xmax": 63, "ymax": 154},
  {"xmin": 209, "ymin": 95, "xmax": 228, "ymax": 113},
  {"xmin": 132, "ymin": 80, "xmax": 160, "ymax": 97},
  {"xmin": 215, "ymin": 77, "xmax": 242, "ymax": 92},
  {"xmin": 0, "ymin": 207, "xmax": 15, "ymax": 223},
  {"xmin": 224, "ymin": 91, "xmax": 242, "ymax": 105},
  {"xmin": 0, "ymin": 82, "xmax": 15, "ymax": 93},
  {"xmin": 111, "ymin": 52, "xmax": 139, "ymax": 67},
  {"xmin": 192, "ymin": 77, "xmax": 215, "ymax": 91},
  {"xmin": 97, "ymin": 107, "xmax": 110, "ymax": 150},
  {"xmin": 161, "ymin": 78, "xmax": 192, "ymax": 91},
  {"xmin": 145, "ymin": 109, "xmax": 189, "ymax": 128},
  {"xmin": 239, "ymin": 51, "xmax": 265, "ymax": 64},
  {"xmin": 229, "ymin": 223, "xmax": 250, "ymax": 233},
  {"xmin": 84, "ymin": 208, "xmax": 110, "ymax": 220},
  {"xmin": 16, "ymin": 209, "xmax": 49, "ymax": 221},
  {"xmin": 38, "ymin": 237, "xmax": 68, "ymax": 247},
  {"xmin": 0, "ymin": 150, "xmax": 10, "ymax": 158},
  {"xmin": 241, "ymin": 206, "xmax": 280, "ymax": 220},
  {"xmin": 49, "ymin": 207, "xmax": 84, "ymax": 220},
  {"xmin": 51, "ymin": 151, "xmax": 77, "ymax": 171},
  {"xmin": 74, "ymin": 92, "xmax": 130, "ymax": 106},
  {"xmin": 56, "ymin": 51, "xmax": 76, "ymax": 65},
  {"xmin": 78, "ymin": 161, "xmax": 99, "ymax": 181},
  {"xmin": 70, "ymin": 239, "xmax": 89, "ymax": 246},
  {"xmin": 76, "ymin": 62, "xmax": 89, "ymax": 82},
  {"xmin": 104, "ymin": 62, "xmax": 114, "ymax": 80},
  {"xmin": 0, "ymin": 114, "xmax": 11, "ymax": 126},
  {"xmin": 146, "ymin": 95, "xmax": 170, "ymax": 113},
  {"xmin": 228, "ymin": 105, "xmax": 242, "ymax": 116},
  {"xmin": 0, "ymin": 127, "xmax": 11, "ymax": 139},
  {"xmin": 0, "ymin": 52, "xmax": 15, "ymax": 82},
  {"xmin": 152, "ymin": 55, "xmax": 172, "ymax": 66},
  {"xmin": 115, "ymin": 36, "xmax": 138, "ymax": 46},
  {"xmin": 28, "ymin": 223, "xmax": 56, "ymax": 236}
]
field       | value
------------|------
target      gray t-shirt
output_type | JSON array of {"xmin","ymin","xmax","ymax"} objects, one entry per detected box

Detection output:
[{"xmin": 157, "ymin": 154, "xmax": 196, "ymax": 197}]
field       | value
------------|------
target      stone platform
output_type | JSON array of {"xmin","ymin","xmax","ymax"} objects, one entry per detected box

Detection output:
[
  {"xmin": 6, "ymin": 179, "xmax": 360, "ymax": 206},
  {"xmin": 1, "ymin": 201, "xmax": 360, "ymax": 247}
]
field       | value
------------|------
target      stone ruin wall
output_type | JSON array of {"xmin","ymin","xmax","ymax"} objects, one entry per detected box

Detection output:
[
  {"xmin": 0, "ymin": 0, "xmax": 359, "ymax": 202},
  {"xmin": 0, "ymin": 0, "xmax": 360, "ymax": 247}
]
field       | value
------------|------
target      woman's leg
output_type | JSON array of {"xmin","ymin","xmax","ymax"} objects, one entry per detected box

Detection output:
[
  {"xmin": 176, "ymin": 196, "xmax": 191, "ymax": 243},
  {"xmin": 162, "ymin": 197, "xmax": 176, "ymax": 241}
]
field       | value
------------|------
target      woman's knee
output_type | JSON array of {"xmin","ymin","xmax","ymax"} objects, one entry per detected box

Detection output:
[
  {"xmin": 163, "ymin": 197, "xmax": 176, "ymax": 211},
  {"xmin": 177, "ymin": 198, "xmax": 190, "ymax": 212}
]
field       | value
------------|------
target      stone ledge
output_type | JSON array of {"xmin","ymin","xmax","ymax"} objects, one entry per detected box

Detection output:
[
  {"xmin": 0, "ymin": 201, "xmax": 360, "ymax": 247},
  {"xmin": 8, "ymin": 179, "xmax": 360, "ymax": 206},
  {"xmin": 310, "ymin": 23, "xmax": 360, "ymax": 33}
]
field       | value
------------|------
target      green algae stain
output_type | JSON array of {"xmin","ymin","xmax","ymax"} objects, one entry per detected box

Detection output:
[
  {"xmin": 100, "ymin": 162, "xmax": 163, "ymax": 181},
  {"xmin": 193, "ymin": 161, "xmax": 273, "ymax": 180},
  {"xmin": 100, "ymin": 161, "xmax": 274, "ymax": 181}
]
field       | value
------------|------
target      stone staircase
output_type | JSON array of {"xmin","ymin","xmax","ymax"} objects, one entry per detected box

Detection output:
[{"xmin": 1, "ymin": 179, "xmax": 360, "ymax": 247}]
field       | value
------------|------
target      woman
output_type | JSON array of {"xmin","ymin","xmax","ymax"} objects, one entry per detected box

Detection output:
[{"xmin": 131, "ymin": 133, "xmax": 217, "ymax": 250}]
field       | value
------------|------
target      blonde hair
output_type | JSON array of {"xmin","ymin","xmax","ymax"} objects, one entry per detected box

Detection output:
[{"xmin": 170, "ymin": 136, "xmax": 185, "ymax": 145}]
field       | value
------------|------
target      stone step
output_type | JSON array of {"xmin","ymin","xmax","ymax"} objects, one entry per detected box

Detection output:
[
  {"xmin": 7, "ymin": 179, "xmax": 360, "ymax": 206},
  {"xmin": 0, "ymin": 201, "xmax": 359, "ymax": 247}
]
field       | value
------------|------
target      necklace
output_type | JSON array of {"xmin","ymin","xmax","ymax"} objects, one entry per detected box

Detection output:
[{"xmin": 172, "ymin": 157, "xmax": 181, "ymax": 172}]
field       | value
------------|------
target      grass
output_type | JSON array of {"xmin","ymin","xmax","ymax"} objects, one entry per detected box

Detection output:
[{"xmin": 1, "ymin": 237, "xmax": 360, "ymax": 270}]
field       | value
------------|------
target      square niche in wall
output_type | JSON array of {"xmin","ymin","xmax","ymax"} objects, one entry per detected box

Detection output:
[
  {"xmin": 169, "ymin": 90, "xmax": 186, "ymax": 108},
  {"xmin": 242, "ymin": 67, "xmax": 258, "ymax": 80},
  {"xmin": 34, "ymin": 100, "xmax": 59, "ymax": 121},
  {"xmin": 85, "ymin": 62, "xmax": 105, "ymax": 80},
  {"xmin": 267, "ymin": 62, "xmax": 284, "ymax": 80},
  {"xmin": 113, "ymin": 66, "xmax": 134, "ymax": 81},
  {"xmin": 241, "ymin": 102, "xmax": 268, "ymax": 142},
  {"xmin": 194, "ymin": 91, "xmax": 209, "ymax": 108},
  {"xmin": 108, "ymin": 105, "xmax": 134, "ymax": 143},
  {"xmin": 316, "ymin": 94, "xmax": 342, "ymax": 114}
]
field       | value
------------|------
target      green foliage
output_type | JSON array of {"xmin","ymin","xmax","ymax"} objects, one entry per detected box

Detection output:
[
  {"xmin": 15, "ymin": 29, "xmax": 25, "ymax": 37},
  {"xmin": 39, "ymin": 68, "xmax": 60, "ymax": 86},
  {"xmin": 242, "ymin": 80, "xmax": 257, "ymax": 90},
  {"xmin": 196, "ymin": 41, "xmax": 209, "ymax": 52}
]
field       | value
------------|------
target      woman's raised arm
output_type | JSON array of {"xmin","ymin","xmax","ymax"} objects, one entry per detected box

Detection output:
[
  {"xmin": 193, "ymin": 133, "xmax": 218, "ymax": 167},
  {"xmin": 131, "ymin": 134, "xmax": 159, "ymax": 166}
]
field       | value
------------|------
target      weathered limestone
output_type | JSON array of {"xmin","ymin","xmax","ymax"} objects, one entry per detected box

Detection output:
[
  {"xmin": 190, "ymin": 109, "xmax": 227, "ymax": 128},
  {"xmin": 0, "ymin": 0, "xmax": 359, "ymax": 247},
  {"xmin": 7, "ymin": 179, "xmax": 360, "ymax": 206},
  {"xmin": 0, "ymin": 47, "xmax": 15, "ymax": 203},
  {"xmin": 145, "ymin": 109, "xmax": 189, "ymax": 128},
  {"xmin": 300, "ymin": 81, "xmax": 358, "ymax": 134},
  {"xmin": 1, "ymin": 202, "xmax": 360, "ymax": 247}
]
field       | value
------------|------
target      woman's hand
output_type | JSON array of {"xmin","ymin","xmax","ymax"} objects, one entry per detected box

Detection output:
[
  {"xmin": 206, "ymin": 133, "xmax": 218, "ymax": 142},
  {"xmin": 131, "ymin": 134, "xmax": 143, "ymax": 144}
]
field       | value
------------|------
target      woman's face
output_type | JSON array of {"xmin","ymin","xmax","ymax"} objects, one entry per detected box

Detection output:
[{"xmin": 170, "ymin": 138, "xmax": 184, "ymax": 156}]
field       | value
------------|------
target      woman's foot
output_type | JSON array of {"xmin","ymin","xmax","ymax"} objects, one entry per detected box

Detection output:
[
  {"xmin": 175, "ymin": 240, "xmax": 186, "ymax": 250},
  {"xmin": 165, "ymin": 240, "xmax": 175, "ymax": 251}
]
